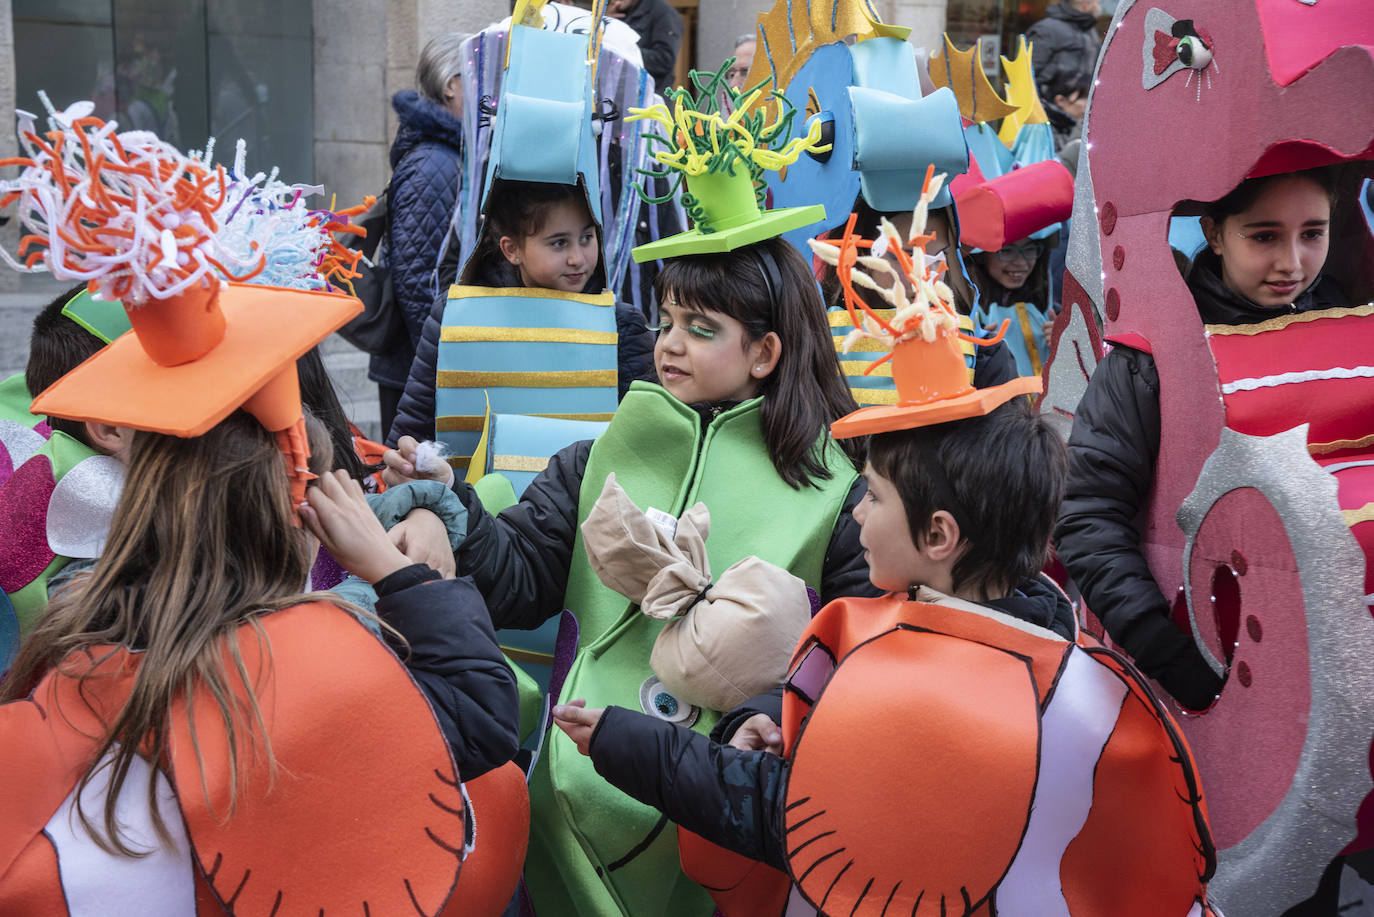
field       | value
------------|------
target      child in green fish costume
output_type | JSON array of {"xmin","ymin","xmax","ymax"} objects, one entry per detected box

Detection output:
[{"xmin": 382, "ymin": 60, "xmax": 888, "ymax": 913}]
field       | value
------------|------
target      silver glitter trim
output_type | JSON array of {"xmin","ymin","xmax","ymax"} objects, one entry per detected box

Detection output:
[
  {"xmin": 1177, "ymin": 425, "xmax": 1374, "ymax": 915},
  {"xmin": 46, "ymin": 455, "xmax": 124, "ymax": 559},
  {"xmin": 0, "ymin": 419, "xmax": 46, "ymax": 470},
  {"xmin": 1065, "ymin": 1, "xmax": 1133, "ymax": 315},
  {"xmin": 1040, "ymin": 303, "xmax": 1102, "ymax": 442}
]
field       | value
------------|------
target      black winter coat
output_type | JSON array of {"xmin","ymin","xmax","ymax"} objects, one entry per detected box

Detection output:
[
  {"xmin": 452, "ymin": 429, "xmax": 878, "ymax": 632},
  {"xmin": 369, "ymin": 92, "xmax": 465, "ymax": 390},
  {"xmin": 582, "ymin": 578, "xmax": 1077, "ymax": 870},
  {"xmin": 1054, "ymin": 253, "xmax": 1346, "ymax": 709},
  {"xmin": 372, "ymin": 564, "xmax": 521, "ymax": 777},
  {"xmin": 385, "ymin": 253, "xmax": 655, "ymax": 444},
  {"xmin": 618, "ymin": 0, "xmax": 683, "ymax": 91},
  {"xmin": 1026, "ymin": 3, "xmax": 1102, "ymax": 95}
]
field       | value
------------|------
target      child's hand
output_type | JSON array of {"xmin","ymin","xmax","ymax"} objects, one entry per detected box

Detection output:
[
  {"xmin": 389, "ymin": 508, "xmax": 456, "ymax": 578},
  {"xmin": 382, "ymin": 435, "xmax": 456, "ymax": 489},
  {"xmin": 300, "ymin": 470, "xmax": 413, "ymax": 584},
  {"xmin": 553, "ymin": 699, "xmax": 604, "ymax": 756},
  {"xmin": 727, "ymin": 713, "xmax": 784, "ymax": 755}
]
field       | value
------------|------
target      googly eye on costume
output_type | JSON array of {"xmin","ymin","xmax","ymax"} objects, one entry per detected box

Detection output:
[
  {"xmin": 638, "ymin": 675, "xmax": 699, "ymax": 727},
  {"xmin": 1175, "ymin": 35, "xmax": 1213, "ymax": 70}
]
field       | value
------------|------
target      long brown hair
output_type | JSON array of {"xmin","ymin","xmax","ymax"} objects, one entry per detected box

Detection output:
[
  {"xmin": 654, "ymin": 236, "xmax": 862, "ymax": 486},
  {"xmin": 0, "ymin": 410, "xmax": 317, "ymax": 854}
]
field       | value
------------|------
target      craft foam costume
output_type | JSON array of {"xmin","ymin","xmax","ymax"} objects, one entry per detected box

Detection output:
[
  {"xmin": 436, "ymin": 3, "xmax": 647, "ymax": 473},
  {"xmin": 449, "ymin": 3, "xmax": 658, "ymax": 317},
  {"xmin": 495, "ymin": 62, "xmax": 858, "ymax": 917},
  {"xmin": 935, "ymin": 35, "xmax": 1075, "ymax": 378},
  {"xmin": 0, "ymin": 104, "xmax": 526, "ymax": 914},
  {"xmin": 1036, "ymin": 2, "xmax": 1374, "ymax": 913},
  {"xmin": 676, "ymin": 209, "xmax": 1217, "ymax": 917},
  {"xmin": 0, "ymin": 138, "xmax": 375, "ymax": 668},
  {"xmin": 739, "ymin": 0, "xmax": 1017, "ymax": 407}
]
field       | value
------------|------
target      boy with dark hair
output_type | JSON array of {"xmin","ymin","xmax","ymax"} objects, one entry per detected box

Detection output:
[
  {"xmin": 20, "ymin": 284, "xmax": 134, "ymax": 457},
  {"xmin": 553, "ymin": 224, "xmax": 1217, "ymax": 916}
]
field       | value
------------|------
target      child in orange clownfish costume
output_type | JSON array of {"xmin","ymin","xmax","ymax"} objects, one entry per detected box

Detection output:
[{"xmin": 554, "ymin": 216, "xmax": 1220, "ymax": 917}]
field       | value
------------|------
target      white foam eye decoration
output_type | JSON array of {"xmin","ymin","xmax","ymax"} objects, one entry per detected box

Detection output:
[
  {"xmin": 638, "ymin": 676, "xmax": 699, "ymax": 727},
  {"xmin": 1176, "ymin": 35, "xmax": 1212, "ymax": 70}
]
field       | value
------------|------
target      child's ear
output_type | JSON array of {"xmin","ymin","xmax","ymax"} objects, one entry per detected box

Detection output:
[
  {"xmin": 1200, "ymin": 216, "xmax": 1223, "ymax": 255},
  {"xmin": 85, "ymin": 422, "xmax": 135, "ymax": 463},
  {"xmin": 923, "ymin": 510, "xmax": 963, "ymax": 561},
  {"xmin": 748, "ymin": 331, "xmax": 783, "ymax": 380},
  {"xmin": 498, "ymin": 235, "xmax": 523, "ymax": 266}
]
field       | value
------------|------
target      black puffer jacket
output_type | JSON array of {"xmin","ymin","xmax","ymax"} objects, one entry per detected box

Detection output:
[
  {"xmin": 1026, "ymin": 3, "xmax": 1102, "ymax": 96},
  {"xmin": 369, "ymin": 92, "xmax": 465, "ymax": 390},
  {"xmin": 372, "ymin": 564, "xmax": 521, "ymax": 777},
  {"xmin": 386, "ymin": 254, "xmax": 655, "ymax": 445},
  {"xmin": 581, "ymin": 579, "xmax": 1078, "ymax": 870},
  {"xmin": 451, "ymin": 417, "xmax": 878, "ymax": 631},
  {"xmin": 1054, "ymin": 253, "xmax": 1346, "ymax": 709}
]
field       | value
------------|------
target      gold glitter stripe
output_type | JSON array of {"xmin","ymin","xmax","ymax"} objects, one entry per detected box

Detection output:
[
  {"xmin": 437, "ymin": 415, "xmax": 486, "ymax": 432},
  {"xmin": 1311, "ymin": 432, "xmax": 1374, "ymax": 456},
  {"xmin": 852, "ymin": 387, "xmax": 901, "ymax": 406},
  {"xmin": 448, "ymin": 284, "xmax": 616, "ymax": 306},
  {"xmin": 833, "ymin": 337, "xmax": 889, "ymax": 353},
  {"xmin": 436, "ymin": 411, "xmax": 616, "ymax": 433},
  {"xmin": 502, "ymin": 647, "xmax": 555, "ymax": 666},
  {"xmin": 1205, "ymin": 303, "xmax": 1374, "ymax": 336},
  {"xmin": 829, "ymin": 307, "xmax": 895, "ymax": 327},
  {"xmin": 441, "ymin": 326, "xmax": 618, "ymax": 344},
  {"xmin": 1015, "ymin": 301, "xmax": 1043, "ymax": 376},
  {"xmin": 840, "ymin": 360, "xmax": 894, "ymax": 378},
  {"xmin": 493, "ymin": 454, "xmax": 551, "ymax": 473},
  {"xmin": 1342, "ymin": 502, "xmax": 1374, "ymax": 527},
  {"xmin": 445, "ymin": 455, "xmax": 472, "ymax": 470},
  {"xmin": 437, "ymin": 369, "xmax": 617, "ymax": 388}
]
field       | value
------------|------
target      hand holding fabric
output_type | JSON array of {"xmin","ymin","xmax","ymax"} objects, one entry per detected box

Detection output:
[{"xmin": 382, "ymin": 435, "xmax": 456, "ymax": 489}]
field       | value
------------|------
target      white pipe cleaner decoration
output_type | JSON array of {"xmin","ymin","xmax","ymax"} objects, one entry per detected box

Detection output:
[
  {"xmin": 809, "ymin": 166, "xmax": 961, "ymax": 353},
  {"xmin": 0, "ymin": 93, "xmax": 265, "ymax": 305},
  {"xmin": 0, "ymin": 94, "xmax": 366, "ymax": 303}
]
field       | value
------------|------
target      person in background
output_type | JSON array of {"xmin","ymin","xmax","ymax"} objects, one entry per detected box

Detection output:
[
  {"xmin": 1027, "ymin": 0, "xmax": 1102, "ymax": 109},
  {"xmin": 371, "ymin": 32, "xmax": 467, "ymax": 440},
  {"xmin": 607, "ymin": 0, "xmax": 683, "ymax": 92},
  {"xmin": 726, "ymin": 32, "xmax": 756, "ymax": 91},
  {"xmin": 1043, "ymin": 69, "xmax": 1091, "ymax": 155}
]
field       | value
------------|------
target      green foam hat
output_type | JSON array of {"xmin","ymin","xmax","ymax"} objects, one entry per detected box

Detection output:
[
  {"xmin": 61, "ymin": 288, "xmax": 132, "ymax": 344},
  {"xmin": 629, "ymin": 62, "xmax": 828, "ymax": 263}
]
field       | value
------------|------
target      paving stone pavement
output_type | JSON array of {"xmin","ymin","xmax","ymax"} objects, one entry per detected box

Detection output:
[{"xmin": 0, "ymin": 275, "xmax": 383, "ymax": 442}]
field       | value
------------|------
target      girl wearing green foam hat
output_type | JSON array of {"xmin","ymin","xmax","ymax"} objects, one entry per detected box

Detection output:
[{"xmin": 383, "ymin": 62, "xmax": 879, "ymax": 917}]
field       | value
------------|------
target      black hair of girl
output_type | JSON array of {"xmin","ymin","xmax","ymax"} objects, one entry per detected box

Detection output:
[
  {"xmin": 653, "ymin": 236, "xmax": 863, "ymax": 488},
  {"xmin": 461, "ymin": 178, "xmax": 606, "ymax": 292},
  {"xmin": 964, "ymin": 242, "xmax": 1052, "ymax": 315},
  {"xmin": 296, "ymin": 346, "xmax": 379, "ymax": 481},
  {"xmin": 1202, "ymin": 166, "xmax": 1339, "ymax": 223}
]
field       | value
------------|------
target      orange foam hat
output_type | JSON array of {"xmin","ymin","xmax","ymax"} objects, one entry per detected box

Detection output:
[
  {"xmin": 810, "ymin": 166, "xmax": 1039, "ymax": 440},
  {"xmin": 0, "ymin": 103, "xmax": 361, "ymax": 503}
]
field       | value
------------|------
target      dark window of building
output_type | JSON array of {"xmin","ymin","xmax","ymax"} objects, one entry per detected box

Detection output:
[{"xmin": 14, "ymin": 0, "xmax": 313, "ymax": 182}]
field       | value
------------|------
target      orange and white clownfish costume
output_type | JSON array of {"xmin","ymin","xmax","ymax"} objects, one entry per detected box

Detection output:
[
  {"xmin": 0, "ymin": 602, "xmax": 528, "ymax": 916},
  {"xmin": 674, "ymin": 590, "xmax": 1220, "ymax": 916}
]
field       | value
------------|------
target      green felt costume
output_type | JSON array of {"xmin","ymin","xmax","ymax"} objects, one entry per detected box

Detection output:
[{"xmin": 523, "ymin": 382, "xmax": 856, "ymax": 916}]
